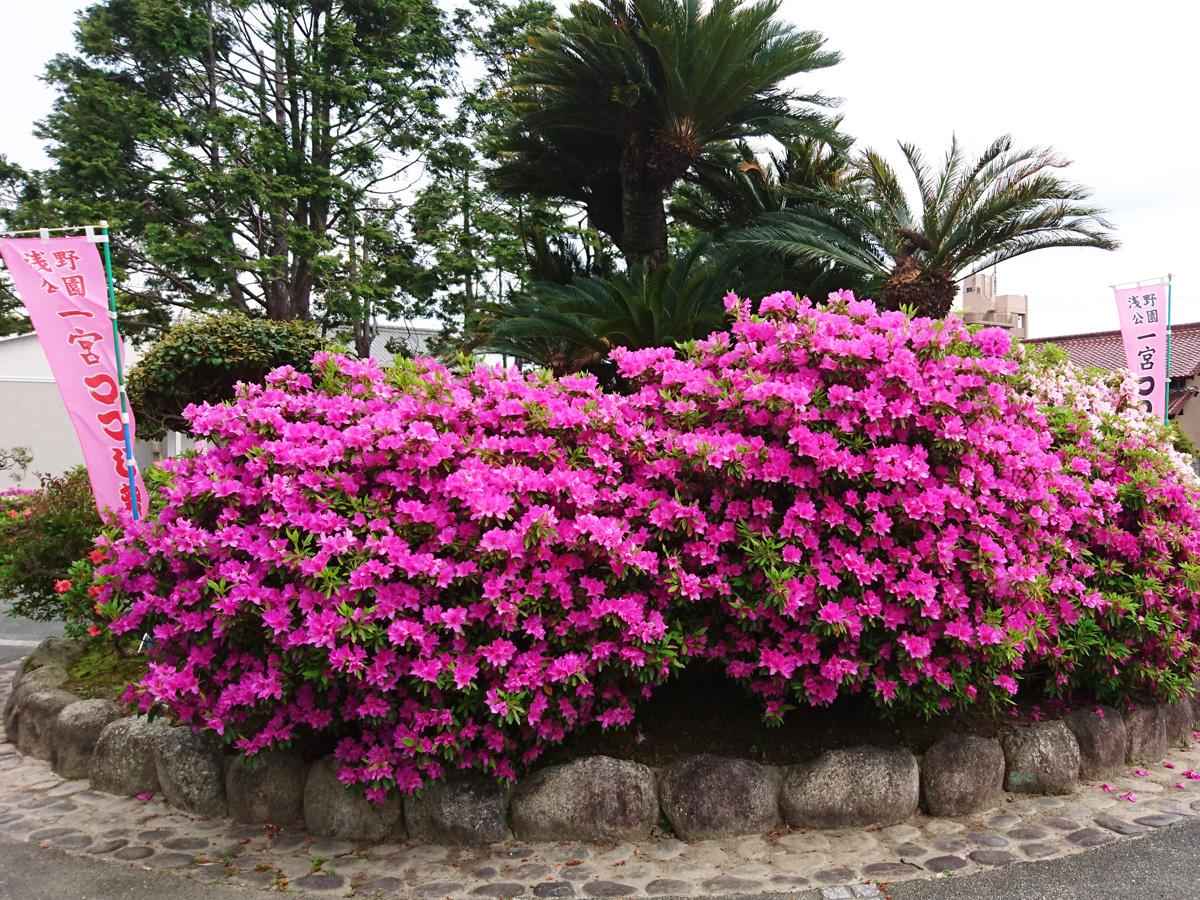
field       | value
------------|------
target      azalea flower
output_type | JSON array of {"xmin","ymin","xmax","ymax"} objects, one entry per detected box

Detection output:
[{"xmin": 89, "ymin": 293, "xmax": 1200, "ymax": 802}]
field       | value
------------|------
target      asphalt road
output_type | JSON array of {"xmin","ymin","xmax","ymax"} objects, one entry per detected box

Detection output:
[
  {"xmin": 0, "ymin": 832, "xmax": 268, "ymax": 900},
  {"xmin": 0, "ymin": 600, "xmax": 61, "ymax": 666},
  {"xmin": 883, "ymin": 818, "xmax": 1200, "ymax": 900}
]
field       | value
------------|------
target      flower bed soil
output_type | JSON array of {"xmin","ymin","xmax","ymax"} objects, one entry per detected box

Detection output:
[{"xmin": 540, "ymin": 665, "xmax": 1044, "ymax": 768}]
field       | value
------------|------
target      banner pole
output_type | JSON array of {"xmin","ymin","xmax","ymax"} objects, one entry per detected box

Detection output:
[
  {"xmin": 1165, "ymin": 273, "xmax": 1174, "ymax": 426},
  {"xmin": 98, "ymin": 222, "xmax": 141, "ymax": 521}
]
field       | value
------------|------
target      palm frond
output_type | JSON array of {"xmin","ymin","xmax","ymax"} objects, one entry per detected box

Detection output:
[
  {"xmin": 476, "ymin": 237, "xmax": 736, "ymax": 378},
  {"xmin": 728, "ymin": 208, "xmax": 889, "ymax": 277}
]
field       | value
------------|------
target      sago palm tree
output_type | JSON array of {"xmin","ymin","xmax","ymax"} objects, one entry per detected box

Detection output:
[
  {"xmin": 667, "ymin": 136, "xmax": 868, "ymax": 300},
  {"xmin": 476, "ymin": 238, "xmax": 738, "ymax": 378},
  {"xmin": 732, "ymin": 135, "xmax": 1118, "ymax": 318},
  {"xmin": 671, "ymin": 135, "xmax": 851, "ymax": 235},
  {"xmin": 492, "ymin": 0, "xmax": 839, "ymax": 268}
]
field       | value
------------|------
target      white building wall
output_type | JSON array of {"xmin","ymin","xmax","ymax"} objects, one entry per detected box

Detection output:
[
  {"xmin": 0, "ymin": 379, "xmax": 85, "ymax": 488},
  {"xmin": 0, "ymin": 333, "xmax": 164, "ymax": 489}
]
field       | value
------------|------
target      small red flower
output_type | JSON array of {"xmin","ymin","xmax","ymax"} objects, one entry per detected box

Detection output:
[
  {"xmin": 88, "ymin": 549, "xmax": 106, "ymax": 565},
  {"xmin": 54, "ymin": 579, "xmax": 72, "ymax": 594}
]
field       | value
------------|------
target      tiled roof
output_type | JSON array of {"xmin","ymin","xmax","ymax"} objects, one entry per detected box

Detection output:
[
  {"xmin": 1168, "ymin": 390, "xmax": 1195, "ymax": 417},
  {"xmin": 368, "ymin": 323, "xmax": 441, "ymax": 366},
  {"xmin": 1025, "ymin": 321, "xmax": 1200, "ymax": 379}
]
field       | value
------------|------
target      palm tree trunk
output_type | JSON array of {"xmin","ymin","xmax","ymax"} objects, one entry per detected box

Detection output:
[
  {"xmin": 619, "ymin": 179, "xmax": 668, "ymax": 268},
  {"xmin": 882, "ymin": 263, "xmax": 958, "ymax": 319}
]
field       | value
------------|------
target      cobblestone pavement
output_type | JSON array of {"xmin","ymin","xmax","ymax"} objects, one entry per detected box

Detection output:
[{"xmin": 4, "ymin": 658, "xmax": 1200, "ymax": 899}]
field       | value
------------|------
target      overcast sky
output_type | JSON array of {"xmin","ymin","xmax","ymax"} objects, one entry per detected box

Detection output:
[{"xmin": 2, "ymin": 0, "xmax": 1196, "ymax": 338}]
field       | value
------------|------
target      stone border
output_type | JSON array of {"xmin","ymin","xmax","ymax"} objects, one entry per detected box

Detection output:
[
  {"xmin": 5, "ymin": 638, "xmax": 1199, "ymax": 847},
  {"xmin": 8, "ymin": 647, "xmax": 1200, "ymax": 898}
]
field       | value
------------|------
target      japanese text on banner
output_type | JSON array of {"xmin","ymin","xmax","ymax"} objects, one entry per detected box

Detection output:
[
  {"xmin": 0, "ymin": 236, "xmax": 147, "ymax": 517},
  {"xmin": 1113, "ymin": 282, "xmax": 1169, "ymax": 421}
]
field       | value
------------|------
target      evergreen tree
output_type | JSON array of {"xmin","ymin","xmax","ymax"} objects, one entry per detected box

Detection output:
[{"xmin": 8, "ymin": 0, "xmax": 456, "ymax": 338}]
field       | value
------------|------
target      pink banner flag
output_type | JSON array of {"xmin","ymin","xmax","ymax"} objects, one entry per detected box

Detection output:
[
  {"xmin": 1114, "ymin": 282, "xmax": 1169, "ymax": 421},
  {"xmin": 0, "ymin": 235, "xmax": 147, "ymax": 518}
]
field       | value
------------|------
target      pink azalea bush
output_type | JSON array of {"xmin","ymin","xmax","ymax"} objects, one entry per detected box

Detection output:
[
  {"xmin": 95, "ymin": 291, "xmax": 1200, "ymax": 798},
  {"xmin": 615, "ymin": 291, "xmax": 1099, "ymax": 717},
  {"xmin": 99, "ymin": 355, "xmax": 690, "ymax": 794},
  {"xmin": 1019, "ymin": 346, "xmax": 1200, "ymax": 701}
]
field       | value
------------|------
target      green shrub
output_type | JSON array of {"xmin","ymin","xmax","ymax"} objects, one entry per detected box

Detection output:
[
  {"xmin": 0, "ymin": 467, "xmax": 101, "ymax": 625},
  {"xmin": 127, "ymin": 313, "xmax": 326, "ymax": 438}
]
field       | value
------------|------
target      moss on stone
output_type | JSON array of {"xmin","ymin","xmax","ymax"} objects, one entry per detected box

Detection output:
[{"xmin": 63, "ymin": 640, "xmax": 146, "ymax": 701}]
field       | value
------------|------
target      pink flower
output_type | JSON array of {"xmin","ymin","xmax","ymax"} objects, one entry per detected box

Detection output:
[
  {"xmin": 88, "ymin": 295, "xmax": 1200, "ymax": 802},
  {"xmin": 817, "ymin": 602, "xmax": 850, "ymax": 627},
  {"xmin": 1100, "ymin": 783, "xmax": 1114, "ymax": 793},
  {"xmin": 992, "ymin": 675, "xmax": 1019, "ymax": 696},
  {"xmin": 898, "ymin": 634, "xmax": 932, "ymax": 660},
  {"xmin": 1118, "ymin": 791, "xmax": 1138, "ymax": 803},
  {"xmin": 976, "ymin": 625, "xmax": 1004, "ymax": 646},
  {"xmin": 1173, "ymin": 782, "xmax": 1186, "ymax": 789},
  {"xmin": 54, "ymin": 579, "xmax": 72, "ymax": 594},
  {"xmin": 1132, "ymin": 768, "xmax": 1149, "ymax": 777}
]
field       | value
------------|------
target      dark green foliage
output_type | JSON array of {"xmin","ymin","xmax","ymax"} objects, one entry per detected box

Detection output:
[
  {"xmin": 0, "ymin": 467, "xmax": 101, "ymax": 623},
  {"xmin": 493, "ymin": 0, "xmax": 840, "ymax": 267},
  {"xmin": 731, "ymin": 135, "xmax": 1117, "ymax": 318},
  {"xmin": 409, "ymin": 1, "xmax": 569, "ymax": 356},
  {"xmin": 671, "ymin": 136, "xmax": 850, "ymax": 236},
  {"xmin": 0, "ymin": 156, "xmax": 38, "ymax": 335},
  {"xmin": 6, "ymin": 0, "xmax": 457, "ymax": 339},
  {"xmin": 479, "ymin": 238, "xmax": 736, "ymax": 379},
  {"xmin": 127, "ymin": 313, "xmax": 325, "ymax": 437}
]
